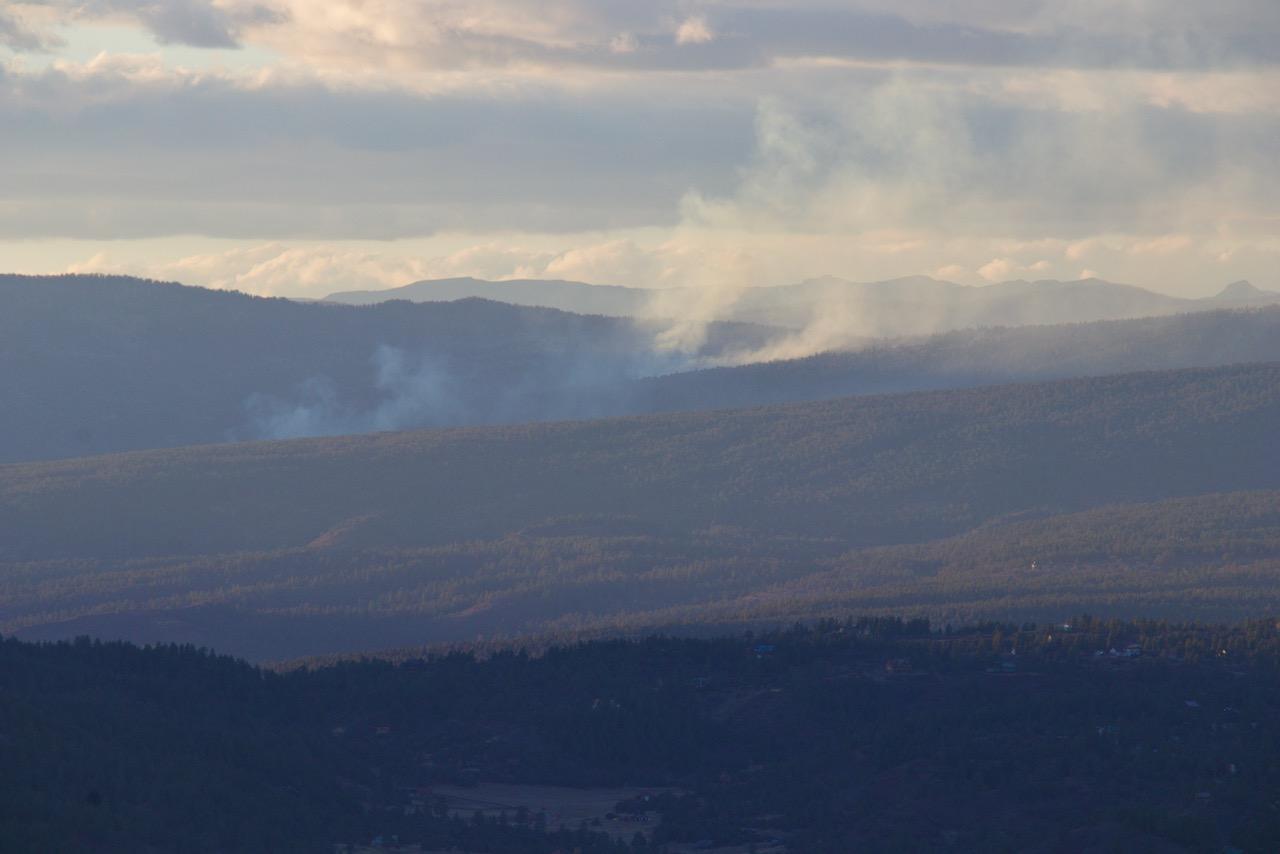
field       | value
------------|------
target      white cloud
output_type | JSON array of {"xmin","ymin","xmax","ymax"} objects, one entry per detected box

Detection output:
[
  {"xmin": 69, "ymin": 243, "xmax": 430, "ymax": 297},
  {"xmin": 977, "ymin": 258, "xmax": 1015, "ymax": 282},
  {"xmin": 3, "ymin": 0, "xmax": 280, "ymax": 50},
  {"xmin": 1128, "ymin": 234, "xmax": 1193, "ymax": 255},
  {"xmin": 609, "ymin": 32, "xmax": 638, "ymax": 54},
  {"xmin": 675, "ymin": 16, "xmax": 714, "ymax": 45}
]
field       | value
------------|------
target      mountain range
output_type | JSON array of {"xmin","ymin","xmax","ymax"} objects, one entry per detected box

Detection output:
[
  {"xmin": 325, "ymin": 274, "xmax": 1280, "ymax": 335},
  {"xmin": 6, "ymin": 273, "xmax": 1280, "ymax": 465}
]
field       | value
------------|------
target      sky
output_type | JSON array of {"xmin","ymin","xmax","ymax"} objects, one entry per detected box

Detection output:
[{"xmin": 2, "ymin": 1, "xmax": 1278, "ymax": 298}]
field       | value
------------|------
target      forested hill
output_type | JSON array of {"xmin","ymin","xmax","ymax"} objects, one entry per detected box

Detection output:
[
  {"xmin": 5, "ymin": 621, "xmax": 1280, "ymax": 852},
  {"xmin": 0, "ymin": 274, "xmax": 772, "ymax": 463},
  {"xmin": 2, "ymin": 362, "xmax": 1277, "ymax": 563},
  {"xmin": 6, "ymin": 275, "xmax": 1280, "ymax": 466}
]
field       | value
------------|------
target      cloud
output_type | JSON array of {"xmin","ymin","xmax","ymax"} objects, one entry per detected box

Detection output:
[
  {"xmin": 978, "ymin": 257, "xmax": 1051, "ymax": 282},
  {"xmin": 2, "ymin": 1, "xmax": 282, "ymax": 51},
  {"xmin": 0, "ymin": 56, "xmax": 752, "ymax": 238},
  {"xmin": 0, "ymin": 7, "xmax": 51, "ymax": 51},
  {"xmin": 1128, "ymin": 234, "xmax": 1194, "ymax": 255},
  {"xmin": 227, "ymin": 1, "xmax": 1280, "ymax": 73},
  {"xmin": 69, "ymin": 243, "xmax": 431, "ymax": 296},
  {"xmin": 675, "ymin": 16, "xmax": 714, "ymax": 46},
  {"xmin": 609, "ymin": 32, "xmax": 638, "ymax": 54},
  {"xmin": 15, "ymin": 1, "xmax": 1277, "ymax": 73},
  {"xmin": 6, "ymin": 0, "xmax": 1280, "ymax": 309},
  {"xmin": 540, "ymin": 240, "xmax": 662, "ymax": 284},
  {"xmin": 135, "ymin": 0, "xmax": 265, "ymax": 48},
  {"xmin": 977, "ymin": 258, "xmax": 1016, "ymax": 282}
]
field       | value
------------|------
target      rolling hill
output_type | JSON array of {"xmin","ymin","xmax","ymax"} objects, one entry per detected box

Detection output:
[
  {"xmin": 0, "ymin": 274, "xmax": 772, "ymax": 463},
  {"xmin": 7, "ymin": 273, "xmax": 1280, "ymax": 468},
  {"xmin": 3, "ymin": 362, "xmax": 1278, "ymax": 659}
]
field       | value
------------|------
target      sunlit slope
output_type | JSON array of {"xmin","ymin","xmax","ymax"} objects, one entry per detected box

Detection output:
[{"xmin": 3, "ymin": 362, "xmax": 1277, "ymax": 563}]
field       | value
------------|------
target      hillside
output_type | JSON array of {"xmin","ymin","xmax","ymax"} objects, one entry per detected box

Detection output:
[
  {"xmin": 637, "ymin": 306, "xmax": 1280, "ymax": 412},
  {"xmin": 5, "ymin": 622, "xmax": 1280, "ymax": 852},
  {"xmin": 8, "ymin": 275, "xmax": 1280, "ymax": 467},
  {"xmin": 3, "ymin": 363, "xmax": 1279, "ymax": 659},
  {"xmin": 0, "ymin": 274, "xmax": 771, "ymax": 463}
]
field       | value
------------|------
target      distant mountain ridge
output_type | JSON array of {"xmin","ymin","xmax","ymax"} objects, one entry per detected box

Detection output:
[
  {"xmin": 1213, "ymin": 279, "xmax": 1279, "ymax": 304},
  {"xmin": 324, "ymin": 274, "xmax": 1280, "ymax": 335},
  {"xmin": 325, "ymin": 276, "xmax": 656, "ymax": 317}
]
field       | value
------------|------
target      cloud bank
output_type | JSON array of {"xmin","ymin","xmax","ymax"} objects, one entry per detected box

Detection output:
[{"xmin": 1, "ymin": 0, "xmax": 1277, "ymax": 300}]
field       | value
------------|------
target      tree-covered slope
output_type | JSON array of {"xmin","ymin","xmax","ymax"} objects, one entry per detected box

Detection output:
[
  {"xmin": 3, "ymin": 362, "xmax": 1277, "ymax": 561},
  {"xmin": 6, "ymin": 274, "xmax": 1280, "ymax": 468},
  {"xmin": 638, "ymin": 306, "xmax": 1280, "ymax": 412},
  {"xmin": 2, "ymin": 364, "xmax": 1279, "ymax": 658},
  {"xmin": 0, "ymin": 274, "xmax": 771, "ymax": 463},
  {"xmin": 6, "ymin": 622, "xmax": 1280, "ymax": 852}
]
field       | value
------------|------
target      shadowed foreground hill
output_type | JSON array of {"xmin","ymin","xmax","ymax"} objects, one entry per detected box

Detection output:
[
  {"xmin": 2, "ymin": 364, "xmax": 1280, "ymax": 658},
  {"xmin": 6, "ymin": 621, "xmax": 1280, "ymax": 853}
]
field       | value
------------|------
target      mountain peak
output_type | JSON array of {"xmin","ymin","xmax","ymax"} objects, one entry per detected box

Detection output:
[{"xmin": 1216, "ymin": 280, "xmax": 1265, "ymax": 300}]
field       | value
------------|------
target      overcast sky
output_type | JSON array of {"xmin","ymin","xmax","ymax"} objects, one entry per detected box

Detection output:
[{"xmin": 2, "ymin": 0, "xmax": 1278, "ymax": 297}]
